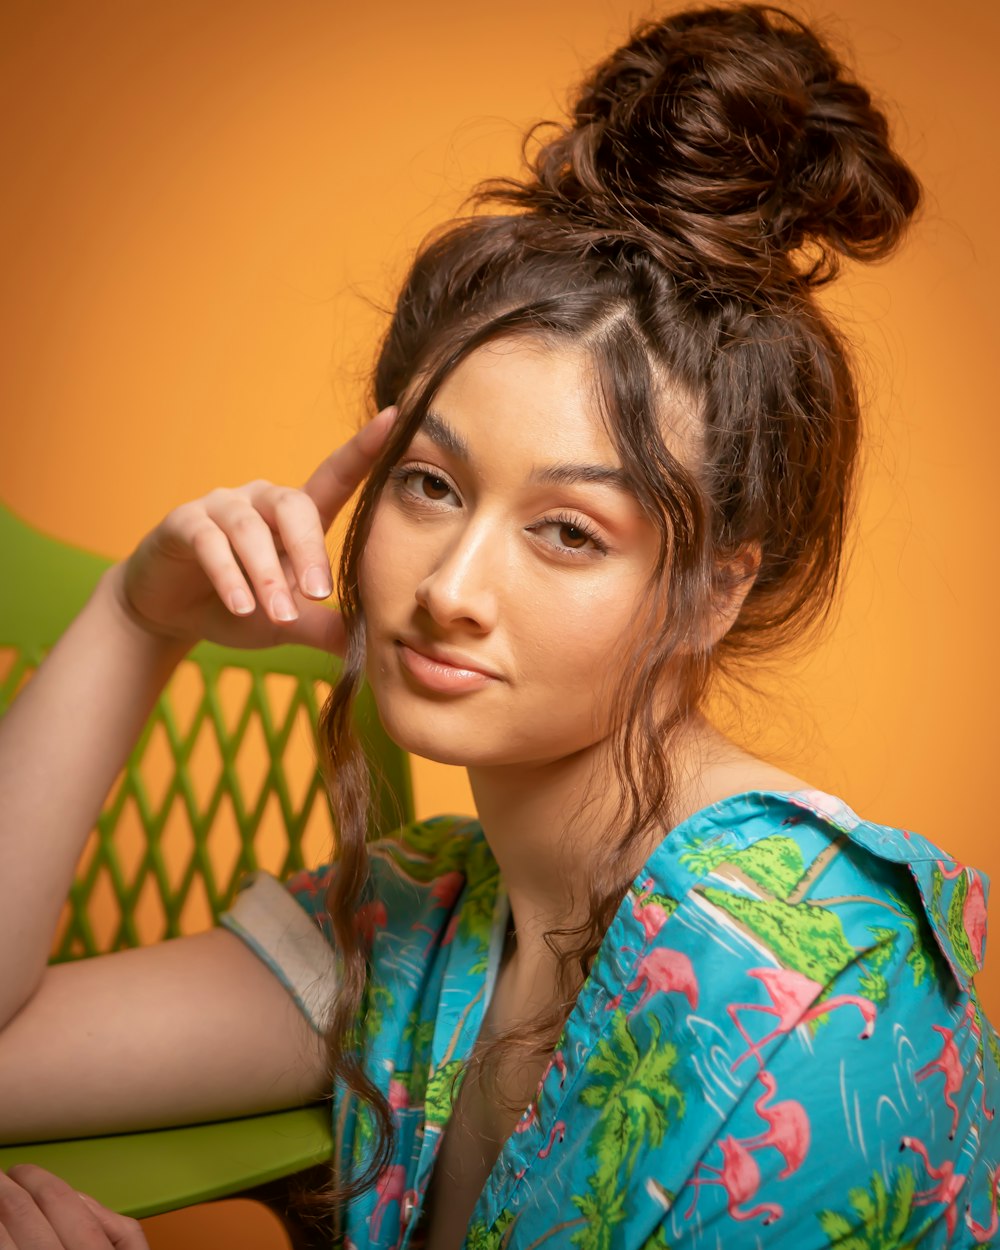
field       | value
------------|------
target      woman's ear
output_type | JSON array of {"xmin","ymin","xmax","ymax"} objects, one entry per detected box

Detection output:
[{"xmin": 703, "ymin": 542, "xmax": 762, "ymax": 648}]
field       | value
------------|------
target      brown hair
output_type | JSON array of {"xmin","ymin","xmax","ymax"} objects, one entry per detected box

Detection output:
[{"xmin": 308, "ymin": 1, "xmax": 920, "ymax": 1214}]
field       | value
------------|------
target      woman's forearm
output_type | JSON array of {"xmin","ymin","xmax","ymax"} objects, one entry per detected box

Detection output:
[{"xmin": 0, "ymin": 564, "xmax": 190, "ymax": 1028}]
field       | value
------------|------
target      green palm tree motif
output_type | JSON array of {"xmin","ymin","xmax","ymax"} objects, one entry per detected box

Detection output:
[
  {"xmin": 681, "ymin": 834, "xmax": 806, "ymax": 899},
  {"xmin": 857, "ymin": 926, "xmax": 900, "ymax": 1002},
  {"xmin": 458, "ymin": 838, "xmax": 501, "ymax": 951},
  {"xmin": 400, "ymin": 1010, "xmax": 435, "ymax": 1104},
  {"xmin": 628, "ymin": 883, "xmax": 679, "ymax": 919},
  {"xmin": 816, "ymin": 1165, "xmax": 923, "ymax": 1249},
  {"xmin": 567, "ymin": 1010, "xmax": 685, "ymax": 1250},
  {"xmin": 466, "ymin": 1208, "xmax": 515, "ymax": 1250},
  {"xmin": 357, "ymin": 976, "xmax": 394, "ymax": 1046},
  {"xmin": 946, "ymin": 869, "xmax": 979, "ymax": 979},
  {"xmin": 425, "ymin": 1057, "xmax": 467, "ymax": 1128},
  {"xmin": 370, "ymin": 819, "xmax": 475, "ymax": 884},
  {"xmin": 698, "ymin": 885, "xmax": 861, "ymax": 989},
  {"xmin": 680, "ymin": 831, "xmax": 942, "ymax": 1026}
]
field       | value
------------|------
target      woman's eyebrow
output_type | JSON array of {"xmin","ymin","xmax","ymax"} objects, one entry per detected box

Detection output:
[
  {"xmin": 421, "ymin": 411, "xmax": 470, "ymax": 459},
  {"xmin": 532, "ymin": 462, "xmax": 632, "ymax": 491},
  {"xmin": 420, "ymin": 410, "xmax": 631, "ymax": 492}
]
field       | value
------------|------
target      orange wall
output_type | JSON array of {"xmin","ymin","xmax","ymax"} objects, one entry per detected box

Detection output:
[{"xmin": 2, "ymin": 1, "xmax": 997, "ymax": 1244}]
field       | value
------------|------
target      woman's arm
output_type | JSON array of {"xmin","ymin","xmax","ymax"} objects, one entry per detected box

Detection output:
[
  {"xmin": 0, "ymin": 409, "xmax": 395, "ymax": 1032},
  {"xmin": 0, "ymin": 925, "xmax": 329, "ymax": 1142},
  {"xmin": 0, "ymin": 565, "xmax": 189, "ymax": 1030}
]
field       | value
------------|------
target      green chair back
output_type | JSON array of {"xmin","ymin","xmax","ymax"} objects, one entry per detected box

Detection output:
[{"xmin": 0, "ymin": 500, "xmax": 413, "ymax": 1220}]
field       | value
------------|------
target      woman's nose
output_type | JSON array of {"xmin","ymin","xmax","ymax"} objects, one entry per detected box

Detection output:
[{"xmin": 413, "ymin": 521, "xmax": 499, "ymax": 633}]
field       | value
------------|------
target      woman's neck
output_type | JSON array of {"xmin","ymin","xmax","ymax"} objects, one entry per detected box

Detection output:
[{"xmin": 466, "ymin": 712, "xmax": 811, "ymax": 988}]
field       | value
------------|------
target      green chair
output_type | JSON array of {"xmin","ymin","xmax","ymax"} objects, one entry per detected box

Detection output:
[{"xmin": 0, "ymin": 501, "xmax": 413, "ymax": 1241}]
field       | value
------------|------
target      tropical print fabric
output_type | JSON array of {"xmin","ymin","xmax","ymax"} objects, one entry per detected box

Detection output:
[{"xmin": 220, "ymin": 789, "xmax": 1000, "ymax": 1248}]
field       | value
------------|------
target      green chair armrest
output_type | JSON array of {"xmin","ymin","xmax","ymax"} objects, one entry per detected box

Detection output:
[{"xmin": 0, "ymin": 1106, "xmax": 332, "ymax": 1217}]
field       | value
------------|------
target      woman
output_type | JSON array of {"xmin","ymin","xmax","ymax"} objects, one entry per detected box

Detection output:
[{"xmin": 0, "ymin": 4, "xmax": 996, "ymax": 1247}]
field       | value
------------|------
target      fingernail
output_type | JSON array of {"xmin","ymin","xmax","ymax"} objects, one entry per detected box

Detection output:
[
  {"xmin": 304, "ymin": 568, "xmax": 332, "ymax": 599},
  {"xmin": 230, "ymin": 588, "xmax": 254, "ymax": 615},
  {"xmin": 272, "ymin": 591, "xmax": 298, "ymax": 621}
]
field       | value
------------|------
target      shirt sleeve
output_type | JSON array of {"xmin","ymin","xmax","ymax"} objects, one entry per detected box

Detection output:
[
  {"xmin": 665, "ymin": 857, "xmax": 1000, "ymax": 1250},
  {"xmin": 218, "ymin": 865, "xmax": 338, "ymax": 1034}
]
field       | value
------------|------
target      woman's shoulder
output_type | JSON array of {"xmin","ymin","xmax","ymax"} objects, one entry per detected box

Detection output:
[{"xmin": 665, "ymin": 782, "xmax": 989, "ymax": 995}]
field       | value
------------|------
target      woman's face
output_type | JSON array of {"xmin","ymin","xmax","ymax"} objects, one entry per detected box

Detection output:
[{"xmin": 359, "ymin": 336, "xmax": 665, "ymax": 770}]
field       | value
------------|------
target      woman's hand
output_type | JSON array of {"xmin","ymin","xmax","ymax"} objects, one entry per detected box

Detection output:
[
  {"xmin": 109, "ymin": 406, "xmax": 397, "ymax": 655},
  {"xmin": 0, "ymin": 1164, "xmax": 148, "ymax": 1248}
]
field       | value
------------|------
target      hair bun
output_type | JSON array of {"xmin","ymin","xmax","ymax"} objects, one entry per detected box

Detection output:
[{"xmin": 483, "ymin": 4, "xmax": 921, "ymax": 297}]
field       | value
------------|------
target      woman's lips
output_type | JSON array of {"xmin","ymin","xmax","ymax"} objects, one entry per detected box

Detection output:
[{"xmin": 396, "ymin": 641, "xmax": 500, "ymax": 693}]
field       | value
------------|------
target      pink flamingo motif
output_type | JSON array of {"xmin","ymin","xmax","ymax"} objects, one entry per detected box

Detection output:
[
  {"xmin": 684, "ymin": 1136, "xmax": 783, "ymax": 1225},
  {"xmin": 729, "ymin": 967, "xmax": 876, "ymax": 1071},
  {"xmin": 388, "ymin": 1078, "xmax": 410, "ymax": 1112},
  {"xmin": 900, "ymin": 1135, "xmax": 966, "ymax": 1243},
  {"xmin": 916, "ymin": 1004, "xmax": 975, "ymax": 1140},
  {"xmin": 354, "ymin": 899, "xmax": 388, "ymax": 945},
  {"xmin": 514, "ymin": 1101, "xmax": 539, "ymax": 1135},
  {"xmin": 631, "ymin": 877, "xmax": 670, "ymax": 942},
  {"xmin": 966, "ymin": 1165, "xmax": 1000, "ymax": 1242},
  {"xmin": 369, "ymin": 1164, "xmax": 418, "ymax": 1241},
  {"xmin": 286, "ymin": 866, "xmax": 334, "ymax": 900},
  {"xmin": 412, "ymin": 871, "xmax": 465, "ymax": 952},
  {"xmin": 744, "ymin": 1071, "xmax": 811, "ymax": 1178},
  {"xmin": 540, "ymin": 1049, "xmax": 567, "ymax": 1089},
  {"xmin": 936, "ymin": 860, "xmax": 988, "ymax": 967},
  {"xmin": 606, "ymin": 947, "xmax": 699, "ymax": 1014},
  {"xmin": 538, "ymin": 1121, "xmax": 566, "ymax": 1159},
  {"xmin": 915, "ymin": 999, "xmax": 995, "ymax": 1132}
]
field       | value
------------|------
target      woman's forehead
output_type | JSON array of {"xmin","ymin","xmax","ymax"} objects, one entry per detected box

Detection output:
[{"xmin": 425, "ymin": 335, "xmax": 702, "ymax": 467}]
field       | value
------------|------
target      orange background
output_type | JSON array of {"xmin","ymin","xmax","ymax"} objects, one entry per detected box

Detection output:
[{"xmin": 2, "ymin": 0, "xmax": 997, "ymax": 1244}]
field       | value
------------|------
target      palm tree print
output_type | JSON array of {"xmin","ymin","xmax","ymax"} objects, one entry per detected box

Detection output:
[
  {"xmin": 568, "ymin": 1010, "xmax": 685, "ymax": 1250},
  {"xmin": 816, "ymin": 1165, "xmax": 924, "ymax": 1249}
]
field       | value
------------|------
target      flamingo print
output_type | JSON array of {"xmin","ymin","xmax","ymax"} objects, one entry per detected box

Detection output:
[
  {"xmin": 606, "ymin": 946, "xmax": 699, "ymax": 1014},
  {"xmin": 966, "ymin": 1165, "xmax": 1000, "ymax": 1243},
  {"xmin": 354, "ymin": 898, "xmax": 388, "ymax": 945},
  {"xmin": 388, "ymin": 1077, "xmax": 410, "ymax": 1112},
  {"xmin": 936, "ymin": 860, "xmax": 988, "ymax": 967},
  {"xmin": 729, "ymin": 966, "xmax": 876, "ymax": 1071},
  {"xmin": 540, "ymin": 1048, "xmax": 567, "ymax": 1089},
  {"xmin": 916, "ymin": 1004, "xmax": 974, "ymax": 1140},
  {"xmin": 514, "ymin": 1101, "xmax": 539, "ymax": 1135},
  {"xmin": 412, "ymin": 870, "xmax": 465, "ymax": 953},
  {"xmin": 369, "ymin": 1163, "xmax": 417, "ymax": 1241},
  {"xmin": 630, "ymin": 877, "xmax": 670, "ymax": 942},
  {"xmin": 538, "ymin": 1121, "xmax": 566, "ymax": 1159},
  {"xmin": 916, "ymin": 1000, "xmax": 995, "ymax": 1134},
  {"xmin": 744, "ymin": 1071, "xmax": 810, "ymax": 1178},
  {"xmin": 899, "ymin": 1135, "xmax": 966, "ymax": 1243},
  {"xmin": 684, "ymin": 1136, "xmax": 783, "ymax": 1225}
]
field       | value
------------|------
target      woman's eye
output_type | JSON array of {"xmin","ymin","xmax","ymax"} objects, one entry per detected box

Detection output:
[
  {"xmin": 532, "ymin": 519, "xmax": 607, "ymax": 557},
  {"xmin": 416, "ymin": 473, "xmax": 453, "ymax": 501},
  {"xmin": 389, "ymin": 466, "xmax": 458, "ymax": 506}
]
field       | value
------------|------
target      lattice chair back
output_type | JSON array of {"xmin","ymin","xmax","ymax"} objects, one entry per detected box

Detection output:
[{"xmin": 0, "ymin": 501, "xmax": 413, "ymax": 961}]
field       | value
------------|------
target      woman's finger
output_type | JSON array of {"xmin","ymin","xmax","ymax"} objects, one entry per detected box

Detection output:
[
  {"xmin": 303, "ymin": 405, "xmax": 398, "ymax": 529},
  {"xmin": 0, "ymin": 1166, "xmax": 60, "ymax": 1247},
  {"xmin": 72, "ymin": 1192, "xmax": 148, "ymax": 1250},
  {"xmin": 281, "ymin": 598, "xmax": 348, "ymax": 657},
  {"xmin": 245, "ymin": 483, "xmax": 333, "ymax": 602},
  {"xmin": 0, "ymin": 1163, "xmax": 148, "ymax": 1248},
  {"xmin": 200, "ymin": 496, "xmax": 299, "ymax": 623}
]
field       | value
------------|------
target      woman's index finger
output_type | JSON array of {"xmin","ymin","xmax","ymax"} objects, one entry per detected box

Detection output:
[{"xmin": 303, "ymin": 406, "xmax": 398, "ymax": 529}]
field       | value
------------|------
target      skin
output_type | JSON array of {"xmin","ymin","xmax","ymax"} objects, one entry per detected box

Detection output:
[
  {"xmin": 359, "ymin": 335, "xmax": 793, "ymax": 992},
  {"xmin": 358, "ymin": 335, "xmax": 809, "ymax": 1247},
  {"xmin": 0, "ymin": 340, "xmax": 800, "ymax": 1240}
]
